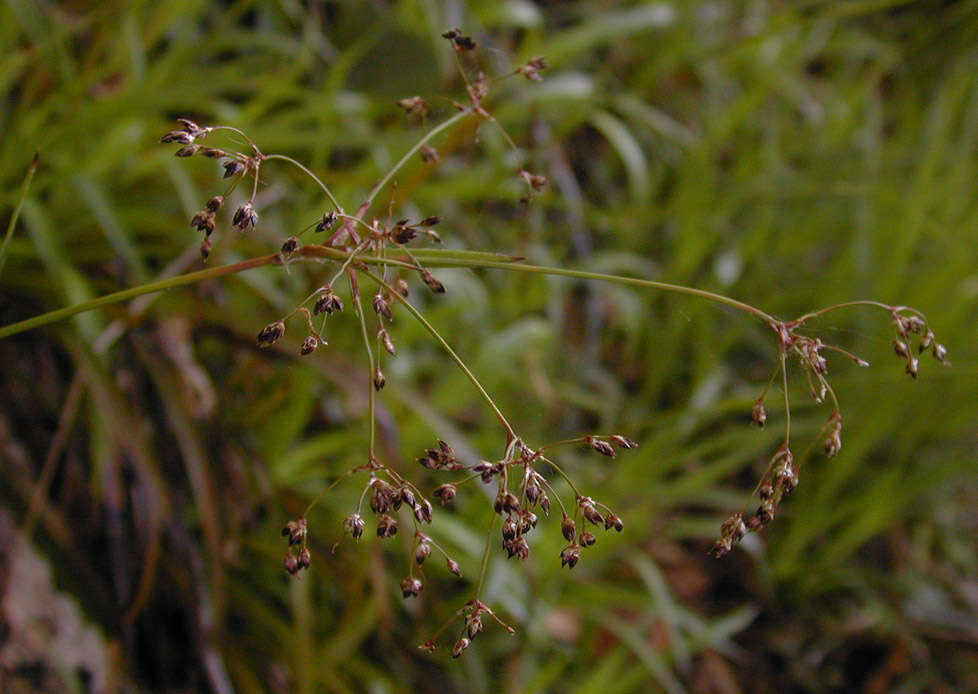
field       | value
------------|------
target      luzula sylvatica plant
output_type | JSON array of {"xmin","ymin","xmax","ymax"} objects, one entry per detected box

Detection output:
[{"xmin": 0, "ymin": 29, "xmax": 948, "ymax": 657}]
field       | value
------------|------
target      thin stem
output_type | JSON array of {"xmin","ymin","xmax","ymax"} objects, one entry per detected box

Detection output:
[
  {"xmin": 472, "ymin": 513, "xmax": 499, "ymax": 600},
  {"xmin": 362, "ymin": 110, "xmax": 470, "ymax": 213},
  {"xmin": 210, "ymin": 125, "xmax": 261, "ymax": 155},
  {"xmin": 536, "ymin": 454, "xmax": 582, "ymax": 497},
  {"xmin": 0, "ymin": 151, "xmax": 38, "ymax": 281},
  {"xmin": 792, "ymin": 300, "xmax": 923, "ymax": 325},
  {"xmin": 263, "ymin": 153, "xmax": 342, "ymax": 213},
  {"xmin": 780, "ymin": 349, "xmax": 791, "ymax": 445},
  {"xmin": 362, "ymin": 268, "xmax": 517, "ymax": 442},
  {"xmin": 350, "ymin": 270, "xmax": 377, "ymax": 457}
]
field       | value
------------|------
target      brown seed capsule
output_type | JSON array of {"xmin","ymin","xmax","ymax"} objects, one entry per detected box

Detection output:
[
  {"xmin": 190, "ymin": 211, "xmax": 215, "ymax": 234},
  {"xmin": 451, "ymin": 637, "xmax": 470, "ymax": 658},
  {"xmin": 751, "ymin": 400, "xmax": 767, "ymax": 427},
  {"xmin": 906, "ymin": 356, "xmax": 919, "ymax": 379},
  {"xmin": 396, "ymin": 96, "xmax": 428, "ymax": 118},
  {"xmin": 604, "ymin": 512, "xmax": 624, "ymax": 532},
  {"xmin": 300, "ymin": 336, "xmax": 318, "ymax": 356},
  {"xmin": 400, "ymin": 576, "xmax": 423, "ymax": 598},
  {"xmin": 284, "ymin": 552, "xmax": 300, "ymax": 575},
  {"xmin": 539, "ymin": 493, "xmax": 551, "ymax": 516},
  {"xmin": 313, "ymin": 288, "xmax": 344, "ymax": 316},
  {"xmin": 433, "ymin": 484, "xmax": 456, "ymax": 505},
  {"xmin": 446, "ymin": 558, "xmax": 462, "ymax": 577},
  {"xmin": 893, "ymin": 339, "xmax": 909, "ymax": 359},
  {"xmin": 281, "ymin": 236, "xmax": 299, "ymax": 254},
  {"xmin": 232, "ymin": 202, "xmax": 259, "ymax": 230},
  {"xmin": 373, "ymin": 367, "xmax": 386, "ymax": 391},
  {"xmin": 379, "ymin": 327, "xmax": 395, "ymax": 355},
  {"xmin": 315, "ymin": 211, "xmax": 338, "ymax": 233},
  {"xmin": 560, "ymin": 545, "xmax": 581, "ymax": 569},
  {"xmin": 588, "ymin": 438, "xmax": 616, "ymax": 458},
  {"xmin": 376, "ymin": 514, "xmax": 398, "ymax": 538},
  {"xmin": 223, "ymin": 160, "xmax": 245, "ymax": 178},
  {"xmin": 281, "ymin": 518, "xmax": 308, "ymax": 546},
  {"xmin": 466, "ymin": 614, "xmax": 484, "ymax": 639},
  {"xmin": 561, "ymin": 514, "xmax": 577, "ymax": 542},
  {"xmin": 415, "ymin": 540, "xmax": 431, "ymax": 565},
  {"xmin": 257, "ymin": 320, "xmax": 285, "ymax": 347},
  {"xmin": 161, "ymin": 130, "xmax": 194, "ymax": 144},
  {"xmin": 175, "ymin": 144, "xmax": 199, "ymax": 157},
  {"xmin": 414, "ymin": 498, "xmax": 433, "ymax": 524},
  {"xmin": 205, "ymin": 195, "xmax": 224, "ymax": 212},
  {"xmin": 579, "ymin": 497, "xmax": 603, "ymax": 525},
  {"xmin": 421, "ymin": 269, "xmax": 446, "ymax": 293},
  {"xmin": 501, "ymin": 518, "xmax": 518, "ymax": 541},
  {"xmin": 933, "ymin": 343, "xmax": 948, "ymax": 364},
  {"xmin": 579, "ymin": 531, "xmax": 596, "ymax": 547},
  {"xmin": 609, "ymin": 435, "xmax": 638, "ymax": 449},
  {"xmin": 297, "ymin": 547, "xmax": 311, "ymax": 570},
  {"xmin": 418, "ymin": 216, "xmax": 440, "ymax": 227},
  {"xmin": 373, "ymin": 293, "xmax": 392, "ymax": 321},
  {"xmin": 395, "ymin": 278, "xmax": 410, "ymax": 296},
  {"xmin": 201, "ymin": 147, "xmax": 226, "ymax": 158},
  {"xmin": 344, "ymin": 512, "xmax": 365, "ymax": 540},
  {"xmin": 392, "ymin": 224, "xmax": 416, "ymax": 244},
  {"xmin": 719, "ymin": 512, "xmax": 747, "ymax": 545}
]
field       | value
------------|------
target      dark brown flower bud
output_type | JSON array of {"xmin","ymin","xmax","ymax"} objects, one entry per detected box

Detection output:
[
  {"xmin": 205, "ymin": 195, "xmax": 224, "ymax": 212},
  {"xmin": 501, "ymin": 517, "xmax": 518, "ymax": 541},
  {"xmin": 281, "ymin": 236, "xmax": 299, "ymax": 254},
  {"xmin": 579, "ymin": 531, "xmax": 596, "ymax": 547},
  {"xmin": 223, "ymin": 160, "xmax": 245, "ymax": 178},
  {"xmin": 284, "ymin": 552, "xmax": 300, "ymax": 575},
  {"xmin": 493, "ymin": 491, "xmax": 520, "ymax": 515},
  {"xmin": 415, "ymin": 540, "xmax": 431, "ymax": 565},
  {"xmin": 379, "ymin": 327, "xmax": 395, "ymax": 355},
  {"xmin": 609, "ymin": 434, "xmax": 638, "ymax": 449},
  {"xmin": 588, "ymin": 437, "xmax": 616, "ymax": 458},
  {"xmin": 919, "ymin": 329, "xmax": 934, "ymax": 352},
  {"xmin": 414, "ymin": 498, "xmax": 433, "ymax": 524},
  {"xmin": 451, "ymin": 637, "xmax": 470, "ymax": 658},
  {"xmin": 604, "ymin": 512, "xmax": 624, "ymax": 532},
  {"xmin": 373, "ymin": 367, "xmax": 386, "ymax": 391},
  {"xmin": 466, "ymin": 614, "xmax": 484, "ymax": 639},
  {"xmin": 395, "ymin": 278, "xmax": 410, "ymax": 296},
  {"xmin": 752, "ymin": 400, "xmax": 767, "ymax": 427},
  {"xmin": 344, "ymin": 512, "xmax": 365, "ymax": 540},
  {"xmin": 313, "ymin": 288, "xmax": 343, "ymax": 315},
  {"xmin": 400, "ymin": 486, "xmax": 416, "ymax": 509},
  {"xmin": 579, "ymin": 497, "xmax": 603, "ymax": 525},
  {"xmin": 232, "ymin": 202, "xmax": 258, "ymax": 230},
  {"xmin": 446, "ymin": 558, "xmax": 462, "ymax": 577},
  {"xmin": 560, "ymin": 545, "xmax": 581, "ymax": 569},
  {"xmin": 420, "ymin": 146, "xmax": 440, "ymax": 164},
  {"xmin": 421, "ymin": 269, "xmax": 446, "ymax": 293},
  {"xmin": 190, "ymin": 211, "xmax": 215, "ymax": 234},
  {"xmin": 281, "ymin": 518, "xmax": 308, "ymax": 546},
  {"xmin": 400, "ymin": 576, "xmax": 423, "ymax": 598},
  {"xmin": 442, "ymin": 28, "xmax": 475, "ymax": 51},
  {"xmin": 297, "ymin": 547, "xmax": 311, "ymax": 570},
  {"xmin": 175, "ymin": 144, "xmax": 200, "ymax": 157},
  {"xmin": 710, "ymin": 538, "xmax": 733, "ymax": 558},
  {"xmin": 906, "ymin": 356, "xmax": 919, "ymax": 379},
  {"xmin": 719, "ymin": 512, "xmax": 747, "ymax": 545},
  {"xmin": 893, "ymin": 339, "xmax": 909, "ymax": 359},
  {"xmin": 300, "ymin": 336, "xmax": 319, "ymax": 356},
  {"xmin": 257, "ymin": 320, "xmax": 285, "ymax": 347},
  {"xmin": 434, "ymin": 484, "xmax": 456, "ymax": 505},
  {"xmin": 933, "ymin": 343, "xmax": 948, "ymax": 364},
  {"xmin": 161, "ymin": 130, "xmax": 195, "ymax": 144},
  {"xmin": 539, "ymin": 493, "xmax": 551, "ymax": 516},
  {"xmin": 201, "ymin": 147, "xmax": 226, "ymax": 158},
  {"xmin": 418, "ymin": 216, "xmax": 440, "ymax": 227},
  {"xmin": 473, "ymin": 461, "xmax": 497, "ymax": 483},
  {"xmin": 561, "ymin": 513, "xmax": 577, "ymax": 542},
  {"xmin": 396, "ymin": 96, "xmax": 428, "ymax": 117},
  {"xmin": 376, "ymin": 514, "xmax": 398, "ymax": 538},
  {"xmin": 373, "ymin": 293, "xmax": 392, "ymax": 321},
  {"xmin": 392, "ymin": 224, "xmax": 416, "ymax": 244},
  {"xmin": 315, "ymin": 211, "xmax": 338, "ymax": 233}
]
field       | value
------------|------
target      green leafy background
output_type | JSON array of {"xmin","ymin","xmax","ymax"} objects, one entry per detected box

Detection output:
[{"xmin": 1, "ymin": 1, "xmax": 976, "ymax": 692}]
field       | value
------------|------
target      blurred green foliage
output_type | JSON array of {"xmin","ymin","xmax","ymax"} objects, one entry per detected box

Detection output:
[{"xmin": 1, "ymin": 0, "xmax": 977, "ymax": 692}]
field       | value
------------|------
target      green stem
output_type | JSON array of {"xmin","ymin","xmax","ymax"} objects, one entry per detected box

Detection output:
[
  {"xmin": 350, "ymin": 271, "xmax": 377, "ymax": 458},
  {"xmin": 473, "ymin": 513, "xmax": 499, "ymax": 600},
  {"xmin": 0, "ymin": 254, "xmax": 278, "ymax": 340},
  {"xmin": 263, "ymin": 153, "xmax": 342, "ymax": 213},
  {"xmin": 0, "ymin": 152, "xmax": 39, "ymax": 281},
  {"xmin": 362, "ymin": 268, "xmax": 517, "ymax": 442},
  {"xmin": 361, "ymin": 110, "xmax": 470, "ymax": 213}
]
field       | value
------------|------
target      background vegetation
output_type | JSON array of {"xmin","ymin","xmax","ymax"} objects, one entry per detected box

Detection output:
[{"xmin": 1, "ymin": 0, "xmax": 977, "ymax": 692}]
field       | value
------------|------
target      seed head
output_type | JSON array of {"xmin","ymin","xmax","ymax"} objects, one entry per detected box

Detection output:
[
  {"xmin": 893, "ymin": 339, "xmax": 909, "ymax": 359},
  {"xmin": 493, "ymin": 491, "xmax": 520, "ymax": 515},
  {"xmin": 281, "ymin": 236, "xmax": 299, "ymax": 255},
  {"xmin": 587, "ymin": 437, "xmax": 616, "ymax": 458},
  {"xmin": 446, "ymin": 558, "xmax": 462, "ymax": 577},
  {"xmin": 421, "ymin": 269, "xmax": 446, "ymax": 293},
  {"xmin": 442, "ymin": 28, "xmax": 476, "ymax": 51},
  {"xmin": 379, "ymin": 327, "xmax": 395, "ymax": 355},
  {"xmin": 466, "ymin": 614, "xmax": 484, "ymax": 639},
  {"xmin": 205, "ymin": 195, "xmax": 225, "ymax": 212},
  {"xmin": 451, "ymin": 637, "xmax": 470, "ymax": 658},
  {"xmin": 415, "ymin": 540, "xmax": 432, "ymax": 565},
  {"xmin": 297, "ymin": 547, "xmax": 311, "ymax": 570},
  {"xmin": 413, "ymin": 498, "xmax": 433, "ymax": 524},
  {"xmin": 284, "ymin": 552, "xmax": 300, "ymax": 575},
  {"xmin": 161, "ymin": 130, "xmax": 195, "ymax": 145},
  {"xmin": 906, "ymin": 356, "xmax": 919, "ymax": 379},
  {"xmin": 579, "ymin": 497, "xmax": 603, "ymax": 525},
  {"xmin": 396, "ymin": 96, "xmax": 428, "ymax": 118},
  {"xmin": 373, "ymin": 367, "xmax": 386, "ymax": 391},
  {"xmin": 751, "ymin": 400, "xmax": 767, "ymax": 427},
  {"xmin": 232, "ymin": 202, "xmax": 259, "ymax": 230},
  {"xmin": 281, "ymin": 517, "xmax": 308, "ymax": 546},
  {"xmin": 223, "ymin": 160, "xmax": 245, "ymax": 178},
  {"xmin": 300, "ymin": 336, "xmax": 319, "ymax": 356},
  {"xmin": 257, "ymin": 320, "xmax": 285, "ymax": 348},
  {"xmin": 344, "ymin": 512, "xmax": 365, "ymax": 540},
  {"xmin": 401, "ymin": 577, "xmax": 423, "ymax": 598},
  {"xmin": 560, "ymin": 545, "xmax": 581, "ymax": 569},
  {"xmin": 579, "ymin": 531, "xmax": 596, "ymax": 547},
  {"xmin": 561, "ymin": 513, "xmax": 577, "ymax": 542},
  {"xmin": 313, "ymin": 288, "xmax": 344, "ymax": 316},
  {"xmin": 175, "ymin": 144, "xmax": 200, "ymax": 157},
  {"xmin": 373, "ymin": 293, "xmax": 392, "ymax": 321},
  {"xmin": 609, "ymin": 434, "xmax": 638, "ymax": 449},
  {"xmin": 201, "ymin": 147, "xmax": 226, "ymax": 158},
  {"xmin": 376, "ymin": 514, "xmax": 398, "ymax": 538},
  {"xmin": 190, "ymin": 211, "xmax": 215, "ymax": 234},
  {"xmin": 604, "ymin": 512, "xmax": 624, "ymax": 532},
  {"xmin": 420, "ymin": 145, "xmax": 439, "ymax": 164},
  {"xmin": 395, "ymin": 278, "xmax": 410, "ymax": 296},
  {"xmin": 433, "ymin": 484, "xmax": 457, "ymax": 505}
]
